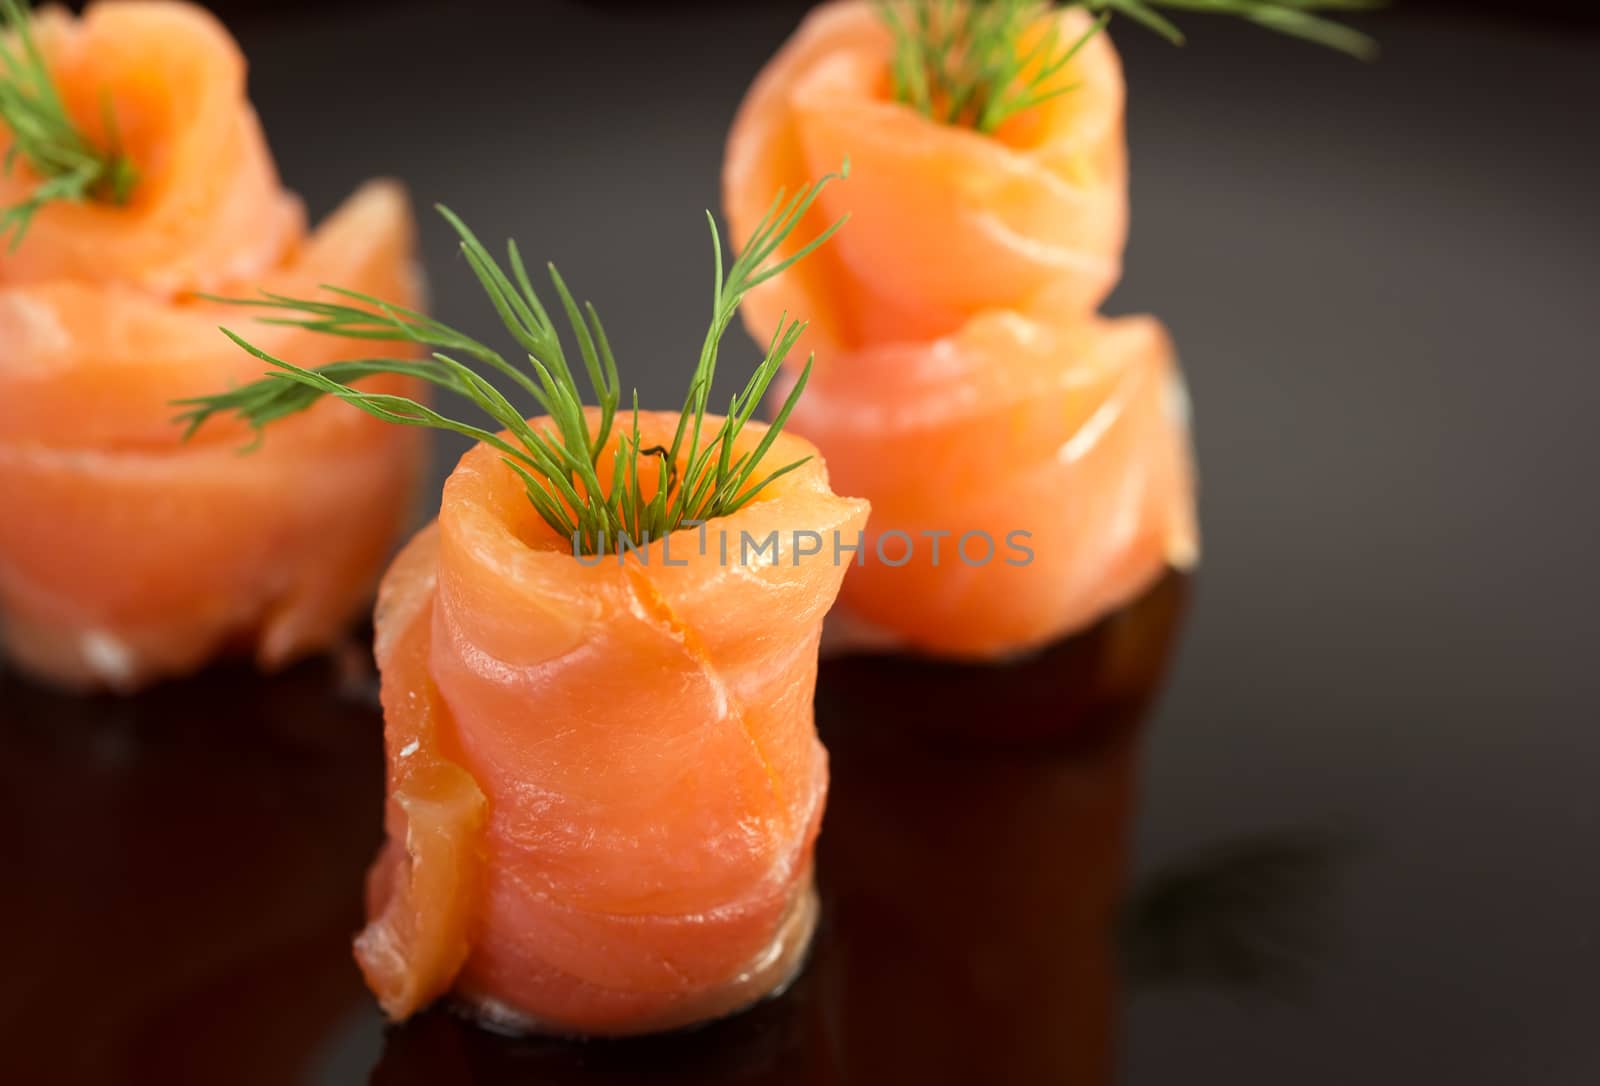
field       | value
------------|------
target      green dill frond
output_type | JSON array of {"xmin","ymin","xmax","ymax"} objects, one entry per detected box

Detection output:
[
  {"xmin": 877, "ymin": 0, "xmax": 1381, "ymax": 134},
  {"xmin": 0, "ymin": 0, "xmax": 139, "ymax": 250},
  {"xmin": 175, "ymin": 167, "xmax": 850, "ymax": 558}
]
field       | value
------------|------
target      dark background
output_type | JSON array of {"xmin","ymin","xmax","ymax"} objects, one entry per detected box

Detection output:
[{"xmin": 6, "ymin": 2, "xmax": 1599, "ymax": 1083}]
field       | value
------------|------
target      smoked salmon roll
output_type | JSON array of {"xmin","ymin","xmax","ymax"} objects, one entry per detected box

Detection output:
[
  {"xmin": 0, "ymin": 1, "xmax": 424, "ymax": 690},
  {"xmin": 359, "ymin": 417, "xmax": 866, "ymax": 1034},
  {"xmin": 724, "ymin": 2, "xmax": 1371, "ymax": 658},
  {"xmin": 722, "ymin": 2, "xmax": 1183, "ymax": 659},
  {"xmin": 183, "ymin": 173, "xmax": 863, "ymax": 1032}
]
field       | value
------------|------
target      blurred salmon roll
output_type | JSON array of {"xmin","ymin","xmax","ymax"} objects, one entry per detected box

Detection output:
[
  {"xmin": 725, "ymin": 1, "xmax": 1197, "ymax": 658},
  {"xmin": 0, "ymin": 2, "xmax": 424, "ymax": 690}
]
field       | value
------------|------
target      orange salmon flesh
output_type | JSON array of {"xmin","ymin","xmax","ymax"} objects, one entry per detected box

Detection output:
[
  {"xmin": 724, "ymin": 0, "xmax": 1197, "ymax": 657},
  {"xmin": 356, "ymin": 412, "xmax": 869, "ymax": 1035},
  {"xmin": 0, "ymin": 2, "xmax": 426, "ymax": 690}
]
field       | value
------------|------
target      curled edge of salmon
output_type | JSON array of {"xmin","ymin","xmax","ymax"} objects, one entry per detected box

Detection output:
[
  {"xmin": 354, "ymin": 525, "xmax": 488, "ymax": 1021},
  {"xmin": 355, "ymin": 759, "xmax": 487, "ymax": 1021}
]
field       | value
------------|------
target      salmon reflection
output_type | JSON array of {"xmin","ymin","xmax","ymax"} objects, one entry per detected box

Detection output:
[
  {"xmin": 0, "ymin": 654, "xmax": 383, "ymax": 1085},
  {"xmin": 808, "ymin": 574, "xmax": 1188, "ymax": 1084},
  {"xmin": 373, "ymin": 575, "xmax": 1189, "ymax": 1083}
]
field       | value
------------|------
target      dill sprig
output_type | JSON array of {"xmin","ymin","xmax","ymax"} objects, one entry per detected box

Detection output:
[
  {"xmin": 174, "ymin": 168, "xmax": 850, "ymax": 558},
  {"xmin": 0, "ymin": 0, "xmax": 138, "ymax": 249},
  {"xmin": 878, "ymin": 0, "xmax": 1381, "ymax": 134}
]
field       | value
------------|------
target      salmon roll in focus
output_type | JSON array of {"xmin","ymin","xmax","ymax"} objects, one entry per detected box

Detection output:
[
  {"xmin": 359, "ymin": 418, "xmax": 865, "ymax": 1034},
  {"xmin": 184, "ymin": 174, "xmax": 863, "ymax": 1033},
  {"xmin": 0, "ymin": 1, "xmax": 425, "ymax": 690}
]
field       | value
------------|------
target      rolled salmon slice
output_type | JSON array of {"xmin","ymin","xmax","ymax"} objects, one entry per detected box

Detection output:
[
  {"xmin": 785, "ymin": 312, "xmax": 1198, "ymax": 659},
  {"xmin": 0, "ymin": 1, "xmax": 426, "ymax": 691},
  {"xmin": 723, "ymin": 1, "xmax": 1197, "ymax": 658},
  {"xmin": 356, "ymin": 412, "xmax": 869, "ymax": 1036},
  {"xmin": 724, "ymin": 0, "xmax": 1127, "ymax": 362},
  {"xmin": 0, "ymin": 182, "xmax": 426, "ymax": 691}
]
